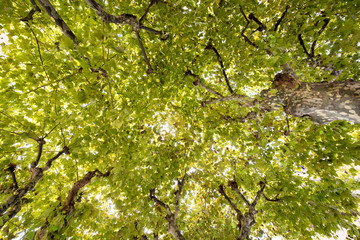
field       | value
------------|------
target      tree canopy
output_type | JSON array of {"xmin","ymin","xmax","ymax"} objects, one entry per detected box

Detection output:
[{"xmin": 0, "ymin": 0, "xmax": 360, "ymax": 239}]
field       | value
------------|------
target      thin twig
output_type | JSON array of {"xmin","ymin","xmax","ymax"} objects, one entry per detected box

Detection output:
[
  {"xmin": 185, "ymin": 70, "xmax": 223, "ymax": 98},
  {"xmin": 54, "ymin": 98, "xmax": 66, "ymax": 145},
  {"xmin": 106, "ymin": 77, "xmax": 115, "ymax": 108},
  {"xmin": 0, "ymin": 112, "xmax": 39, "ymax": 139},
  {"xmin": 27, "ymin": 69, "xmax": 82, "ymax": 94},
  {"xmin": 25, "ymin": 22, "xmax": 50, "ymax": 81},
  {"xmin": 135, "ymin": 31, "xmax": 153, "ymax": 74},
  {"xmin": 43, "ymin": 122, "xmax": 60, "ymax": 139}
]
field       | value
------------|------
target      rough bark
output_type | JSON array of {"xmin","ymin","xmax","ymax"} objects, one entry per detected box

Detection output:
[
  {"xmin": 0, "ymin": 147, "xmax": 68, "ymax": 229},
  {"xmin": 264, "ymin": 73, "xmax": 360, "ymax": 124},
  {"xmin": 35, "ymin": 0, "xmax": 78, "ymax": 43},
  {"xmin": 150, "ymin": 174, "xmax": 186, "ymax": 240},
  {"xmin": 34, "ymin": 168, "xmax": 112, "ymax": 239}
]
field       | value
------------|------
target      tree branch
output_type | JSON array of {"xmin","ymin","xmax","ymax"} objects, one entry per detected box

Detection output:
[
  {"xmin": 248, "ymin": 13, "xmax": 266, "ymax": 32},
  {"xmin": 30, "ymin": 138, "xmax": 46, "ymax": 168},
  {"xmin": 20, "ymin": 0, "xmax": 41, "ymax": 22},
  {"xmin": 42, "ymin": 146, "xmax": 69, "ymax": 171},
  {"xmin": 262, "ymin": 193, "xmax": 282, "ymax": 202},
  {"xmin": 5, "ymin": 164, "xmax": 18, "ymax": 190},
  {"xmin": 228, "ymin": 180, "xmax": 250, "ymax": 207},
  {"xmin": 251, "ymin": 181, "xmax": 266, "ymax": 207},
  {"xmin": 139, "ymin": 26, "xmax": 169, "ymax": 40},
  {"xmin": 139, "ymin": 0, "xmax": 157, "ymax": 24},
  {"xmin": 0, "ymin": 199, "xmax": 29, "ymax": 229},
  {"xmin": 185, "ymin": 70, "xmax": 223, "ymax": 98},
  {"xmin": 84, "ymin": 0, "xmax": 139, "ymax": 28},
  {"xmin": 273, "ymin": 5, "xmax": 290, "ymax": 32},
  {"xmin": 205, "ymin": 43, "xmax": 233, "ymax": 94},
  {"xmin": 36, "ymin": 0, "xmax": 78, "ymax": 44},
  {"xmin": 218, "ymin": 184, "xmax": 244, "ymax": 231},
  {"xmin": 150, "ymin": 188, "xmax": 172, "ymax": 216},
  {"xmin": 240, "ymin": 7, "xmax": 258, "ymax": 49},
  {"xmin": 62, "ymin": 168, "xmax": 112, "ymax": 214},
  {"xmin": 299, "ymin": 18, "xmax": 330, "ymax": 60},
  {"xmin": 135, "ymin": 31, "xmax": 153, "ymax": 74},
  {"xmin": 24, "ymin": 22, "xmax": 50, "ymax": 82},
  {"xmin": 310, "ymin": 18, "xmax": 330, "ymax": 57},
  {"xmin": 27, "ymin": 68, "xmax": 82, "ymax": 94},
  {"xmin": 298, "ymin": 34, "xmax": 312, "ymax": 58},
  {"xmin": 174, "ymin": 172, "xmax": 186, "ymax": 218},
  {"xmin": 150, "ymin": 174, "xmax": 186, "ymax": 240}
]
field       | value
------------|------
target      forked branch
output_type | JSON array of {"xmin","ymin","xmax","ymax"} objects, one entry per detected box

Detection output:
[
  {"xmin": 21, "ymin": 0, "xmax": 41, "ymax": 22},
  {"xmin": 240, "ymin": 7, "xmax": 258, "ymax": 49},
  {"xmin": 150, "ymin": 173, "xmax": 186, "ymax": 240},
  {"xmin": 84, "ymin": 0, "xmax": 168, "ymax": 73}
]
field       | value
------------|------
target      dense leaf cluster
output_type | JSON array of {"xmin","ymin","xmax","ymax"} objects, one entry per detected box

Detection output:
[{"xmin": 0, "ymin": 0, "xmax": 359, "ymax": 239}]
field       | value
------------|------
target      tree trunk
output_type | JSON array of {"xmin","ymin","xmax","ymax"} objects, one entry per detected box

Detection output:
[
  {"xmin": 166, "ymin": 213, "xmax": 186, "ymax": 240},
  {"xmin": 237, "ymin": 209, "xmax": 256, "ymax": 240},
  {"xmin": 265, "ymin": 73, "xmax": 360, "ymax": 125}
]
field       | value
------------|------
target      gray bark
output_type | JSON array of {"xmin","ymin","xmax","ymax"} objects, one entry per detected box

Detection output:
[{"xmin": 264, "ymin": 73, "xmax": 360, "ymax": 124}]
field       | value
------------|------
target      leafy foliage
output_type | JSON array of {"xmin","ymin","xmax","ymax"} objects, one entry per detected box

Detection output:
[{"xmin": 0, "ymin": 0, "xmax": 359, "ymax": 239}]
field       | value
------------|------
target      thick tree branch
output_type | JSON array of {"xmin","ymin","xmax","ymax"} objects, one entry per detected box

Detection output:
[
  {"xmin": 219, "ymin": 184, "xmax": 244, "ymax": 218},
  {"xmin": 5, "ymin": 164, "xmax": 18, "ymax": 190},
  {"xmin": 228, "ymin": 180, "xmax": 250, "ymax": 207},
  {"xmin": 174, "ymin": 172, "xmax": 186, "ymax": 218},
  {"xmin": 248, "ymin": 13, "xmax": 266, "ymax": 32},
  {"xmin": 36, "ymin": 0, "xmax": 78, "ymax": 43},
  {"xmin": 21, "ymin": 0, "xmax": 41, "ymax": 22},
  {"xmin": 84, "ymin": 0, "xmax": 139, "ymax": 28},
  {"xmin": 150, "ymin": 174, "xmax": 186, "ymax": 240},
  {"xmin": 240, "ymin": 8, "xmax": 258, "ymax": 49},
  {"xmin": 62, "ymin": 168, "xmax": 112, "ymax": 214},
  {"xmin": 150, "ymin": 189, "xmax": 172, "ymax": 215},
  {"xmin": 273, "ymin": 5, "xmax": 290, "ymax": 32},
  {"xmin": 205, "ymin": 43, "xmax": 234, "ymax": 94},
  {"xmin": 298, "ymin": 34, "xmax": 311, "ymax": 58},
  {"xmin": 30, "ymin": 138, "xmax": 46, "ymax": 168},
  {"xmin": 0, "ymin": 143, "xmax": 68, "ymax": 230}
]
